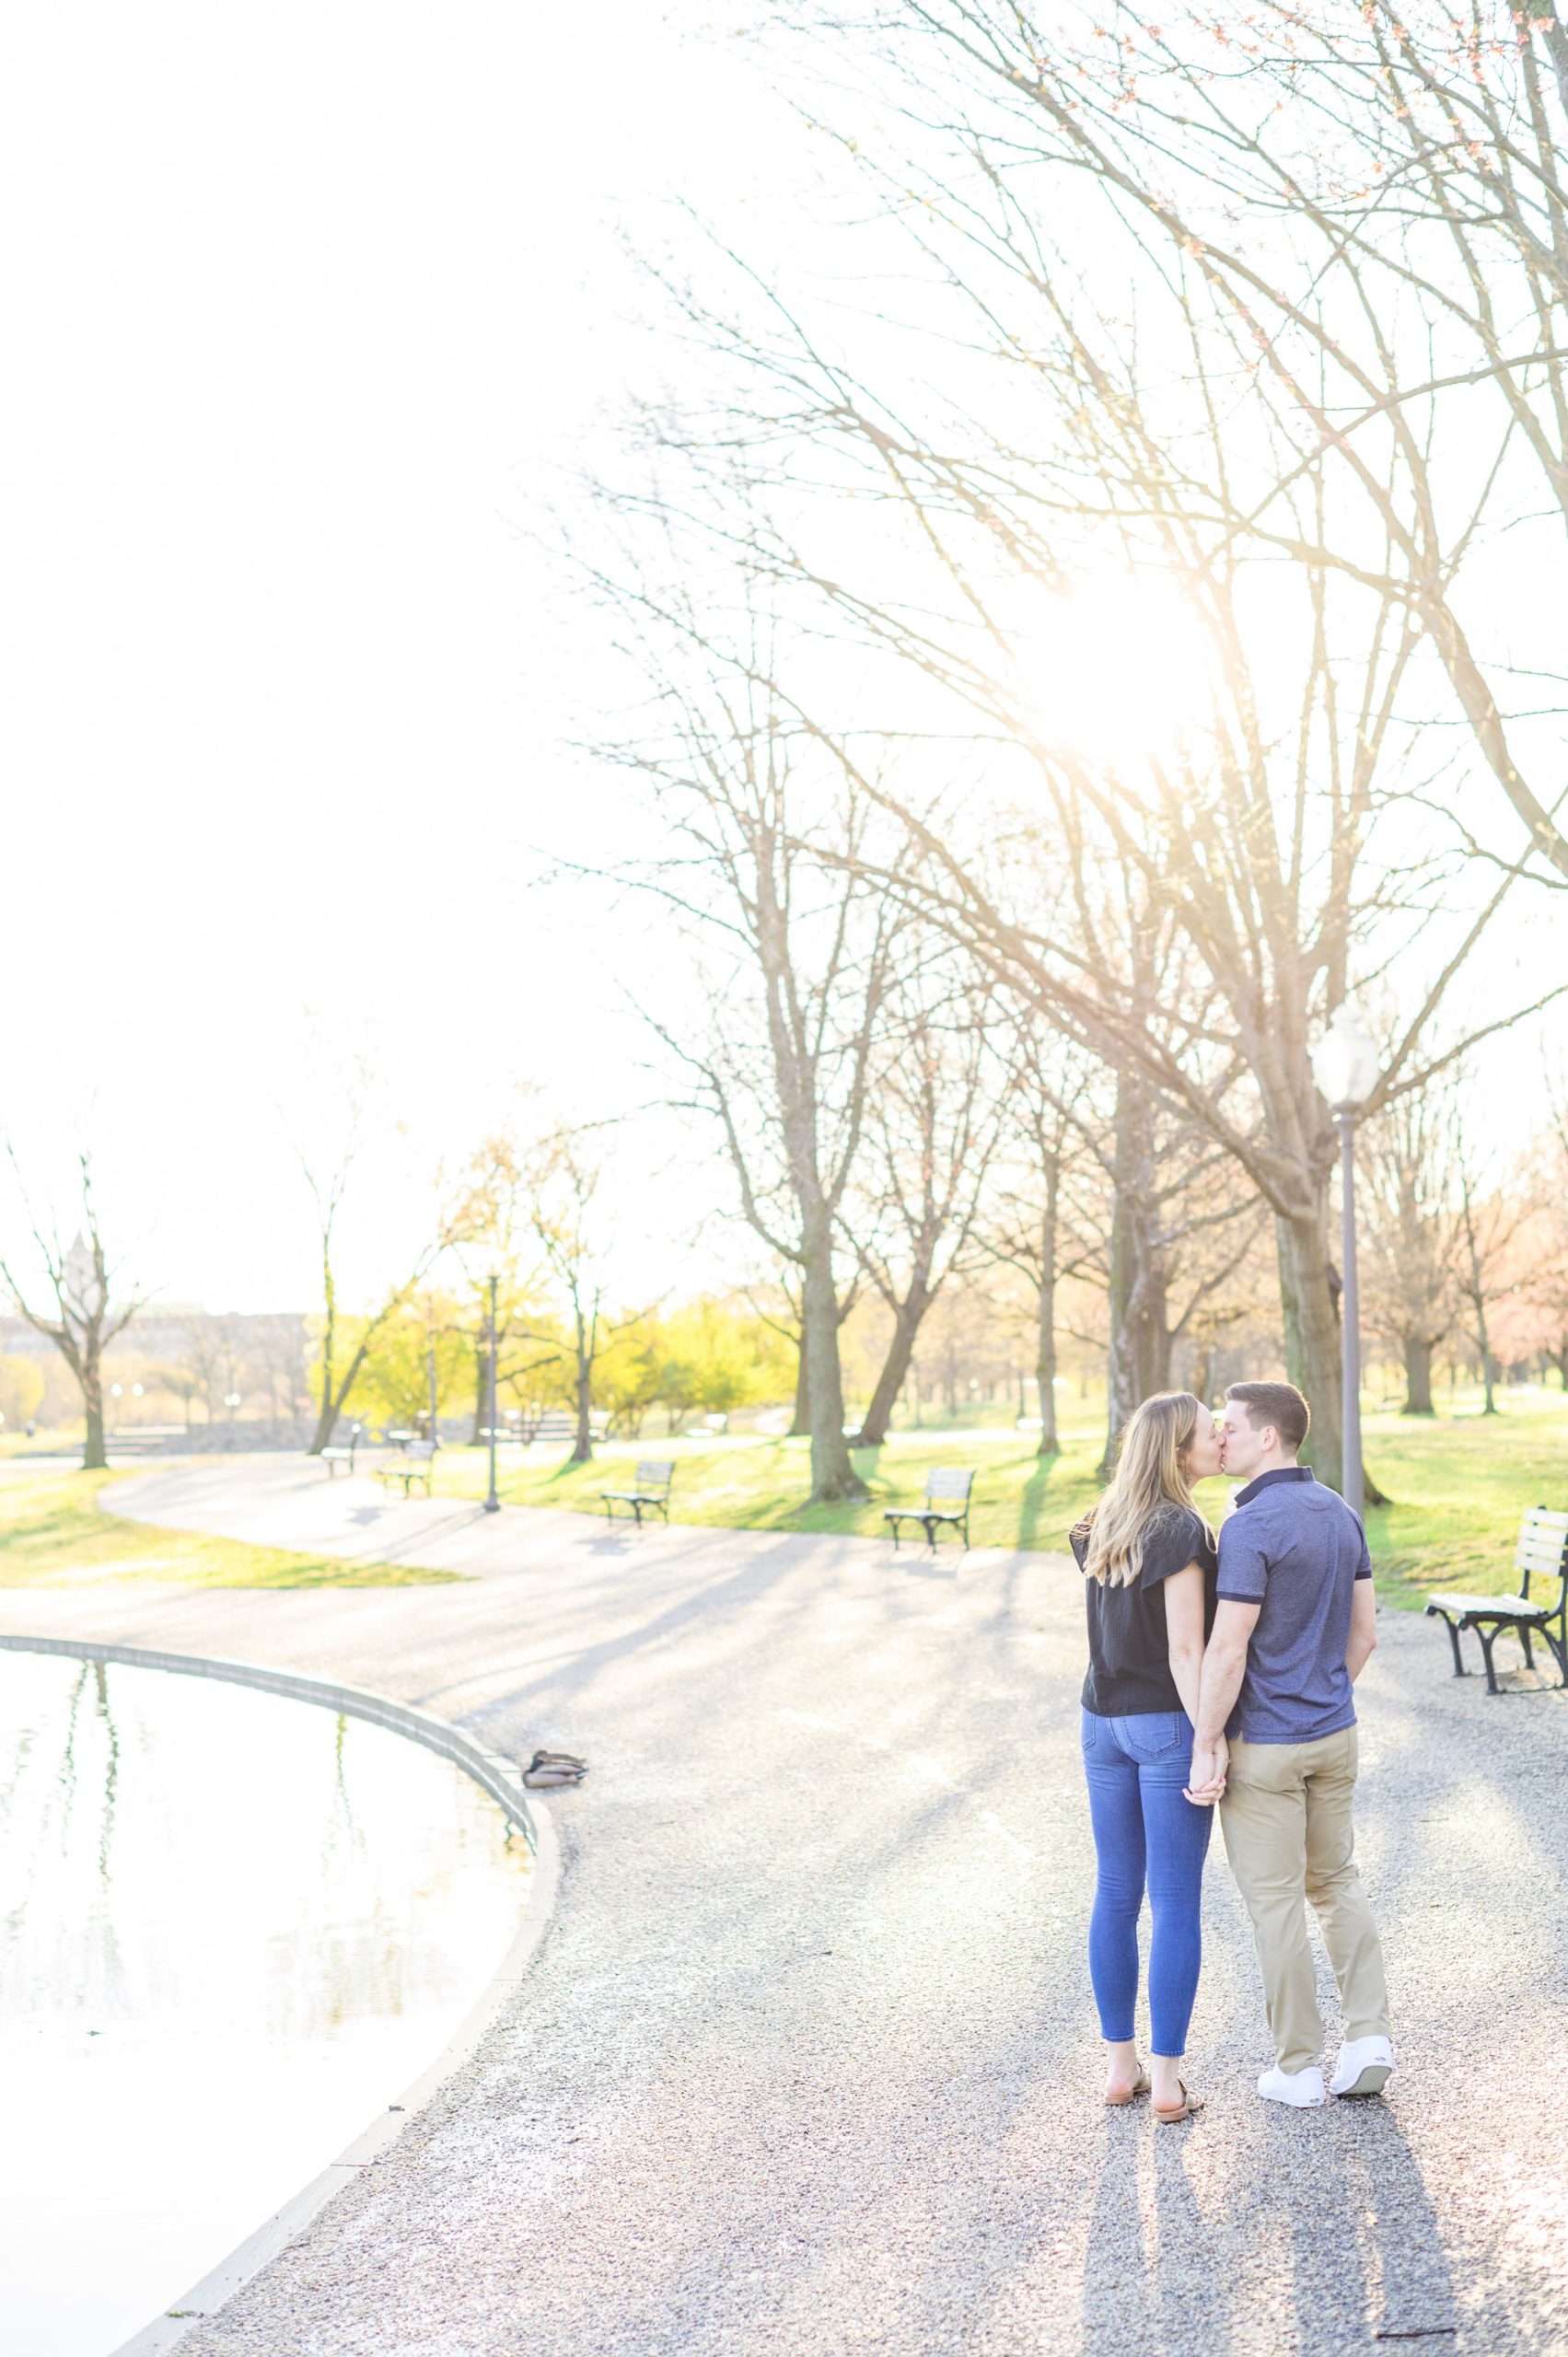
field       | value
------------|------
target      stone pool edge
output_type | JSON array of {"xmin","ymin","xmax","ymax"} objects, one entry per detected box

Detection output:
[{"xmin": 0, "ymin": 1631, "xmax": 561, "ymax": 2357}]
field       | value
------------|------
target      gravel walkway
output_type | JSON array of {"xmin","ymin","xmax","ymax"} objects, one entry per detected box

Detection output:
[{"xmin": 5, "ymin": 1455, "xmax": 1566, "ymax": 2356}]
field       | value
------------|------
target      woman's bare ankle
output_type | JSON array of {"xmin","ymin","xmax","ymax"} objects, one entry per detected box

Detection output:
[
  {"xmin": 1104, "ymin": 2038, "xmax": 1143, "ymax": 2095},
  {"xmin": 1149, "ymin": 2054, "xmax": 1185, "ymax": 2105}
]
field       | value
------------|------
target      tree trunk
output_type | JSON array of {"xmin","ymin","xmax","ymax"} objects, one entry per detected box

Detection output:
[
  {"xmin": 854, "ymin": 1284, "xmax": 930, "ymax": 1447},
  {"xmin": 308, "ymin": 1395, "xmax": 340, "ymax": 1453},
  {"xmin": 1036, "ymin": 1290, "xmax": 1060, "ymax": 1458},
  {"xmin": 1143, "ymin": 1264, "xmax": 1173, "ymax": 1398},
  {"xmin": 569, "ymin": 1322, "xmax": 594, "ymax": 1464},
  {"xmin": 1275, "ymin": 1207, "xmax": 1347, "ymax": 1496},
  {"xmin": 802, "ymin": 1222, "xmax": 865, "ymax": 1501},
  {"xmin": 1100, "ymin": 1075, "xmax": 1163, "ymax": 1475},
  {"xmin": 1036, "ymin": 1166, "xmax": 1061, "ymax": 1457},
  {"xmin": 81, "ymin": 1360, "xmax": 107, "ymax": 1471},
  {"xmin": 788, "ymin": 1326, "xmax": 811, "ymax": 1437},
  {"xmin": 308, "ymin": 1339, "xmax": 369, "ymax": 1455},
  {"xmin": 1458, "ymin": 1186, "xmax": 1499, "ymax": 1414},
  {"xmin": 309, "ymin": 1243, "xmax": 337, "ymax": 1457},
  {"xmin": 1102, "ymin": 1136, "xmax": 1140, "ymax": 1474},
  {"xmin": 1401, "ymin": 1337, "xmax": 1435, "ymax": 1416}
]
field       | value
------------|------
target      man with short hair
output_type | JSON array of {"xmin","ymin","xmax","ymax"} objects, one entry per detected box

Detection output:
[{"xmin": 1187, "ymin": 1379, "xmax": 1392, "ymax": 2107}]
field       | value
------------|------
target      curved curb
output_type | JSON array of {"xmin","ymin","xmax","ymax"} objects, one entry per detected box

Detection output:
[{"xmin": 0, "ymin": 1632, "xmax": 560, "ymax": 2357}]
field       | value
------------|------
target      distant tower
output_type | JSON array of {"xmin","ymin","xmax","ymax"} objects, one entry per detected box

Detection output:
[{"xmin": 62, "ymin": 1232, "xmax": 98, "ymax": 1322}]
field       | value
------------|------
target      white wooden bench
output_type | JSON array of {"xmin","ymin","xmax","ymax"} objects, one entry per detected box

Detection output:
[
  {"xmin": 600, "ymin": 1459, "xmax": 675, "ymax": 1527},
  {"xmin": 884, "ymin": 1468, "xmax": 976, "ymax": 1551},
  {"xmin": 1425, "ymin": 1507, "xmax": 1568, "ymax": 1694},
  {"xmin": 319, "ymin": 1422, "xmax": 363, "ymax": 1477},
  {"xmin": 376, "ymin": 1439, "xmax": 437, "ymax": 1499}
]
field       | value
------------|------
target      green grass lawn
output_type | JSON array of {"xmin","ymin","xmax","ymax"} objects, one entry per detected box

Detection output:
[
  {"xmin": 1359, "ymin": 1389, "xmax": 1568, "ymax": 1607},
  {"xmin": 0, "ymin": 1469, "xmax": 461, "ymax": 1589},
  {"xmin": 437, "ymin": 1420, "xmax": 1109, "ymax": 1549},
  {"xmin": 435, "ymin": 1387, "xmax": 1568, "ymax": 1609},
  {"xmin": 7, "ymin": 1388, "xmax": 1562, "ymax": 1606}
]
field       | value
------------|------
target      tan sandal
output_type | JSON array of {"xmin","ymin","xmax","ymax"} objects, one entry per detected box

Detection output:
[
  {"xmin": 1104, "ymin": 2073, "xmax": 1151, "ymax": 2107},
  {"xmin": 1153, "ymin": 2081, "xmax": 1204, "ymax": 2124}
]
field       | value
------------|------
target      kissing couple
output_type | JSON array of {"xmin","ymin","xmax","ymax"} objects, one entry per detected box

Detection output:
[{"xmin": 1070, "ymin": 1382, "xmax": 1392, "ymax": 2122}]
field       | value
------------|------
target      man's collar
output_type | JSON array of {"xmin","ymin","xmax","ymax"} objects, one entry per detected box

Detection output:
[{"xmin": 1233, "ymin": 1464, "xmax": 1316, "ymax": 1507}]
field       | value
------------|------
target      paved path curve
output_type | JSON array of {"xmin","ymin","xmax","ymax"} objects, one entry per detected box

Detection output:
[{"xmin": 5, "ymin": 1455, "xmax": 1567, "ymax": 2356}]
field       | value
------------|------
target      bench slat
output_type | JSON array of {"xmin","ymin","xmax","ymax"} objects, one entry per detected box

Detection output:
[{"xmin": 1428, "ymin": 1593, "xmax": 1548, "ymax": 1618}]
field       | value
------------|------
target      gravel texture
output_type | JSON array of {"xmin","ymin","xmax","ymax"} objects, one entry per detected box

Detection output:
[{"xmin": 6, "ymin": 1455, "xmax": 1566, "ymax": 2356}]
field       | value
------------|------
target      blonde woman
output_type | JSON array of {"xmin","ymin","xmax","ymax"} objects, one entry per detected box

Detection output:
[{"xmin": 1070, "ymin": 1391, "xmax": 1223, "ymax": 2123}]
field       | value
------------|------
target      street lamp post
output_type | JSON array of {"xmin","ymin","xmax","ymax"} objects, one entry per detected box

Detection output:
[
  {"xmin": 1309, "ymin": 1004, "xmax": 1383, "ymax": 1524},
  {"xmin": 483, "ymin": 1272, "xmax": 501, "ymax": 1515}
]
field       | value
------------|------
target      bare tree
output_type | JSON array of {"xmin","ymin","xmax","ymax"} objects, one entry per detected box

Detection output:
[
  {"xmin": 246, "ymin": 1313, "xmax": 310, "ymax": 1436},
  {"xmin": 747, "ymin": 1268, "xmax": 859, "ymax": 1439},
  {"xmin": 770, "ymin": 0, "xmax": 1568, "ymax": 889},
  {"xmin": 1454, "ymin": 1125, "xmax": 1531, "ymax": 1417},
  {"xmin": 447, "ymin": 1119, "xmax": 558, "ymax": 1445},
  {"xmin": 1360, "ymin": 1086, "xmax": 1462, "ymax": 1415},
  {"xmin": 300, "ymin": 1134, "xmax": 464, "ymax": 1453},
  {"xmin": 591, "ymin": 640, "xmax": 899, "ymax": 1503},
  {"xmin": 1524, "ymin": 1093, "xmax": 1568, "ymax": 1389},
  {"xmin": 177, "ymin": 1315, "xmax": 228, "ymax": 1429},
  {"xmin": 518, "ymin": 1127, "xmax": 645, "ymax": 1466},
  {"xmin": 847, "ymin": 964, "xmax": 1003, "ymax": 1446},
  {"xmin": 0, "ymin": 1151, "xmax": 140, "ymax": 1471},
  {"xmin": 975, "ymin": 1024, "xmax": 1101, "ymax": 1457},
  {"xmin": 596, "ymin": 14, "xmax": 1568, "ymax": 1491}
]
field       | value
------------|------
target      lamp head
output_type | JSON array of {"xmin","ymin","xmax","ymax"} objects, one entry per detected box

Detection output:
[{"xmin": 1310, "ymin": 1003, "xmax": 1381, "ymax": 1112}]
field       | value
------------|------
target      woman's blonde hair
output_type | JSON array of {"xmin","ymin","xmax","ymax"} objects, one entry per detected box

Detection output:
[{"xmin": 1081, "ymin": 1389, "xmax": 1214, "ymax": 1587}]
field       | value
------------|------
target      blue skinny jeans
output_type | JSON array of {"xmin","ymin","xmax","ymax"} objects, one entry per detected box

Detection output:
[{"xmin": 1081, "ymin": 1705, "xmax": 1213, "ymax": 2058}]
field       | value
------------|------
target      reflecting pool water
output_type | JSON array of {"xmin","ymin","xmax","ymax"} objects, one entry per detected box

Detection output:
[{"xmin": 0, "ymin": 1651, "xmax": 532, "ymax": 2356}]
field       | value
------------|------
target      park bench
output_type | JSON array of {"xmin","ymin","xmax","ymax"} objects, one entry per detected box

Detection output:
[
  {"xmin": 515, "ymin": 1408, "xmax": 606, "ymax": 1446},
  {"xmin": 319, "ymin": 1422, "xmax": 363, "ymax": 1478},
  {"xmin": 601, "ymin": 1459, "xmax": 675, "ymax": 1527},
  {"xmin": 524, "ymin": 1409, "xmax": 575, "ymax": 1446},
  {"xmin": 376, "ymin": 1439, "xmax": 437, "ymax": 1499},
  {"xmin": 884, "ymin": 1468, "xmax": 976, "ymax": 1551},
  {"xmin": 1424, "ymin": 1506, "xmax": 1568, "ymax": 1695}
]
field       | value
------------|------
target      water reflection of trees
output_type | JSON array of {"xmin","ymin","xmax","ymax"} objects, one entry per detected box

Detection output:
[
  {"xmin": 0, "ymin": 1662, "xmax": 134, "ymax": 2022},
  {"xmin": 93, "ymin": 1661, "xmax": 120, "ymax": 1886},
  {"xmin": 261, "ymin": 1715, "xmax": 523, "ymax": 2041},
  {"xmin": 0, "ymin": 1657, "xmax": 529, "ymax": 2050}
]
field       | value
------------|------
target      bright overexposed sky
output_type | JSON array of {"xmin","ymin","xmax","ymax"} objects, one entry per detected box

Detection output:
[
  {"xmin": 2, "ymin": 6, "xmax": 1562, "ymax": 1318},
  {"xmin": 0, "ymin": 3, "xmax": 803, "ymax": 1312}
]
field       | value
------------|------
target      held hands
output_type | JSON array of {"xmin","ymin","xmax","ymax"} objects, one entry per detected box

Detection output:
[{"xmin": 1183, "ymin": 1735, "xmax": 1228, "ymax": 1808}]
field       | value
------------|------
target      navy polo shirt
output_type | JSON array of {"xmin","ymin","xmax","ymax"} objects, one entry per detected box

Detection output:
[{"xmin": 1216, "ymin": 1466, "xmax": 1372, "ymax": 1744}]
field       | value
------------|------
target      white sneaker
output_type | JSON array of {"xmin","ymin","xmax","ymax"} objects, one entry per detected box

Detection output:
[
  {"xmin": 1257, "ymin": 2063, "xmax": 1327, "ymax": 2107},
  {"xmin": 1330, "ymin": 2035, "xmax": 1393, "ymax": 2098}
]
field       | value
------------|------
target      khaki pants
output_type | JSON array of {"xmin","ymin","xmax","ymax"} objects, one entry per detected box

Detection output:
[{"xmin": 1219, "ymin": 1725, "xmax": 1389, "ymax": 2074}]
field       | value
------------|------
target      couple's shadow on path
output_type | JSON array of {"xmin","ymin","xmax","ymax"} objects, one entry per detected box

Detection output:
[{"xmin": 1081, "ymin": 2095, "xmax": 1457, "ymax": 2354}]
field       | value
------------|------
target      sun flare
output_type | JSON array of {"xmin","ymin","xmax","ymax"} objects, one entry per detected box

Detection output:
[{"xmin": 1024, "ymin": 568, "xmax": 1216, "ymax": 777}]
